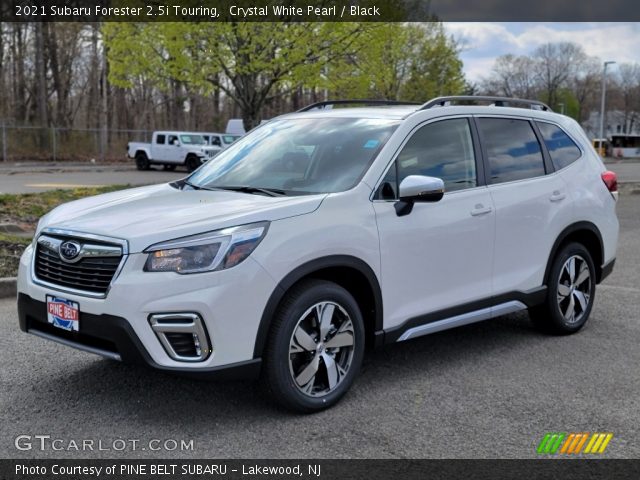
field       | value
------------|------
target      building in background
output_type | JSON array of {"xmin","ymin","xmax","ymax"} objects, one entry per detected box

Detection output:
[{"xmin": 584, "ymin": 110, "xmax": 640, "ymax": 158}]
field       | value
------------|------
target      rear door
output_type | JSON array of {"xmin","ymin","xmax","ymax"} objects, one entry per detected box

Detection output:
[
  {"xmin": 373, "ymin": 117, "xmax": 495, "ymax": 331},
  {"xmin": 476, "ymin": 116, "xmax": 570, "ymax": 295}
]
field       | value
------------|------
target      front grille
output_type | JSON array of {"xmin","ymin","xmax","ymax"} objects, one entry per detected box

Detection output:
[{"xmin": 34, "ymin": 235, "xmax": 123, "ymax": 295}]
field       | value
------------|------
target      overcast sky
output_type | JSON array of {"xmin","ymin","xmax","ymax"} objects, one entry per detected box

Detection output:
[{"xmin": 444, "ymin": 23, "xmax": 640, "ymax": 83}]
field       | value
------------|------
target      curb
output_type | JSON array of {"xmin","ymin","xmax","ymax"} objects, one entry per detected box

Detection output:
[{"xmin": 0, "ymin": 277, "xmax": 17, "ymax": 299}]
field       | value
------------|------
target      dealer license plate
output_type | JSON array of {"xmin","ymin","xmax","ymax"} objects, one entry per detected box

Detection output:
[{"xmin": 46, "ymin": 295, "xmax": 80, "ymax": 332}]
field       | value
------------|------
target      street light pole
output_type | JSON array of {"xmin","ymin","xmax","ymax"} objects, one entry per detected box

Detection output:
[{"xmin": 599, "ymin": 61, "xmax": 616, "ymax": 144}]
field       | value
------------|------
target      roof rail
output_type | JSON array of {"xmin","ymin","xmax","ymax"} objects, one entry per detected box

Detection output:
[
  {"xmin": 419, "ymin": 96, "xmax": 552, "ymax": 112},
  {"xmin": 297, "ymin": 99, "xmax": 421, "ymax": 112}
]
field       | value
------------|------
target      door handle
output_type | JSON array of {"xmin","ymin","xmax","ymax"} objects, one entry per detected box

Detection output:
[
  {"xmin": 549, "ymin": 191, "xmax": 566, "ymax": 202},
  {"xmin": 470, "ymin": 204, "xmax": 493, "ymax": 216}
]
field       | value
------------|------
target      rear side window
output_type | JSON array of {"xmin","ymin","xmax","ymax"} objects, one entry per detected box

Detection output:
[
  {"xmin": 156, "ymin": 134, "xmax": 165, "ymax": 145},
  {"xmin": 536, "ymin": 122, "xmax": 582, "ymax": 170},
  {"xmin": 478, "ymin": 118, "xmax": 545, "ymax": 184}
]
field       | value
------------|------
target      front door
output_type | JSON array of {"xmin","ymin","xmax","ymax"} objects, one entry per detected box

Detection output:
[{"xmin": 373, "ymin": 117, "xmax": 495, "ymax": 331}]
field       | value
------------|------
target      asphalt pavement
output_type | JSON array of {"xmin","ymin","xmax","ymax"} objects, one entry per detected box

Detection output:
[
  {"xmin": 0, "ymin": 163, "xmax": 185, "ymax": 194},
  {"xmin": 0, "ymin": 194, "xmax": 638, "ymax": 459}
]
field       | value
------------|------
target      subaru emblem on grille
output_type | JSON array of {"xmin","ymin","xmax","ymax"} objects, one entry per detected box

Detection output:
[{"xmin": 59, "ymin": 240, "xmax": 82, "ymax": 262}]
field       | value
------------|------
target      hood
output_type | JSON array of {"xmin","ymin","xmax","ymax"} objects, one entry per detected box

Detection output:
[{"xmin": 39, "ymin": 183, "xmax": 325, "ymax": 252}]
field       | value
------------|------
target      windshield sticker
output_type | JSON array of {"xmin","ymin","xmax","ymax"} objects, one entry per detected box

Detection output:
[{"xmin": 363, "ymin": 139, "xmax": 380, "ymax": 149}]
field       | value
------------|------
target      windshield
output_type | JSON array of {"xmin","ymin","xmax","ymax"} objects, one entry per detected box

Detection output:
[
  {"xmin": 187, "ymin": 118, "xmax": 398, "ymax": 194},
  {"xmin": 180, "ymin": 134, "xmax": 206, "ymax": 145}
]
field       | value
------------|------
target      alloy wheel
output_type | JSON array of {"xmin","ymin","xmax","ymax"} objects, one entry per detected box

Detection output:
[
  {"xmin": 557, "ymin": 254, "xmax": 592, "ymax": 324},
  {"xmin": 288, "ymin": 301, "xmax": 355, "ymax": 397}
]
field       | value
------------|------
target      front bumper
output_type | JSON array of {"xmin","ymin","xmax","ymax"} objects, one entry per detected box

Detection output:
[
  {"xmin": 17, "ymin": 244, "xmax": 277, "ymax": 376},
  {"xmin": 17, "ymin": 293, "xmax": 261, "ymax": 380}
]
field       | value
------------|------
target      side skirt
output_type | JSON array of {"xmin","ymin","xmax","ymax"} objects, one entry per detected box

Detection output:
[
  {"xmin": 397, "ymin": 301, "xmax": 526, "ymax": 342},
  {"xmin": 381, "ymin": 287, "xmax": 547, "ymax": 345}
]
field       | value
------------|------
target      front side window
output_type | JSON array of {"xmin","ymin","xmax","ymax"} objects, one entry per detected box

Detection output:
[
  {"xmin": 223, "ymin": 135, "xmax": 240, "ymax": 145},
  {"xmin": 188, "ymin": 118, "xmax": 399, "ymax": 195},
  {"xmin": 378, "ymin": 118, "xmax": 477, "ymax": 199},
  {"xmin": 478, "ymin": 118, "xmax": 545, "ymax": 184},
  {"xmin": 536, "ymin": 122, "xmax": 582, "ymax": 170},
  {"xmin": 180, "ymin": 134, "xmax": 206, "ymax": 145}
]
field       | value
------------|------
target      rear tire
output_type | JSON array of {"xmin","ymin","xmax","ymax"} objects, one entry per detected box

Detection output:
[
  {"xmin": 135, "ymin": 152, "xmax": 150, "ymax": 171},
  {"xmin": 530, "ymin": 242, "xmax": 596, "ymax": 335},
  {"xmin": 262, "ymin": 279, "xmax": 365, "ymax": 413},
  {"xmin": 185, "ymin": 155, "xmax": 202, "ymax": 172}
]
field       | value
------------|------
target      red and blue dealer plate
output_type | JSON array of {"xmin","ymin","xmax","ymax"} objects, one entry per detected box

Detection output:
[{"xmin": 46, "ymin": 295, "xmax": 80, "ymax": 332}]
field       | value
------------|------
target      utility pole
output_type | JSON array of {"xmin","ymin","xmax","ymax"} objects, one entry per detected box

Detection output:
[{"xmin": 599, "ymin": 61, "xmax": 616, "ymax": 143}]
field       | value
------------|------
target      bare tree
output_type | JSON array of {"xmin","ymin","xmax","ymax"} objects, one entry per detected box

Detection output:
[
  {"xmin": 34, "ymin": 22, "xmax": 49, "ymax": 146},
  {"xmin": 533, "ymin": 42, "xmax": 588, "ymax": 109},
  {"xmin": 571, "ymin": 57, "xmax": 601, "ymax": 123},
  {"xmin": 480, "ymin": 54, "xmax": 537, "ymax": 99},
  {"xmin": 615, "ymin": 63, "xmax": 640, "ymax": 134}
]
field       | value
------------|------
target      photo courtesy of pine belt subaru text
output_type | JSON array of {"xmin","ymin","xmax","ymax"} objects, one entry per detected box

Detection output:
[{"xmin": 17, "ymin": 96, "xmax": 619, "ymax": 412}]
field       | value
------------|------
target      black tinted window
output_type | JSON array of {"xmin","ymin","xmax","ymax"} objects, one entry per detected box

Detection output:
[
  {"xmin": 536, "ymin": 122, "xmax": 581, "ymax": 170},
  {"xmin": 156, "ymin": 134, "xmax": 165, "ymax": 145},
  {"xmin": 390, "ymin": 118, "xmax": 477, "ymax": 195},
  {"xmin": 479, "ymin": 118, "xmax": 545, "ymax": 184}
]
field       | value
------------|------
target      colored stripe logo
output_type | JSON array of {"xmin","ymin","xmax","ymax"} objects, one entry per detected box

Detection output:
[{"xmin": 537, "ymin": 433, "xmax": 613, "ymax": 454}]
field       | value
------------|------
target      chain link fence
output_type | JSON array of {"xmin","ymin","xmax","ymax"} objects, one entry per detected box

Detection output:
[{"xmin": 0, "ymin": 125, "xmax": 154, "ymax": 162}]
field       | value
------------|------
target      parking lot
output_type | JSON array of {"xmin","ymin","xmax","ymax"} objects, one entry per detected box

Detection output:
[
  {"xmin": 0, "ymin": 193, "xmax": 638, "ymax": 459},
  {"xmin": 0, "ymin": 164, "xmax": 185, "ymax": 194}
]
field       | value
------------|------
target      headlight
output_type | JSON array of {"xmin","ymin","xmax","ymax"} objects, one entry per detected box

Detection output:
[{"xmin": 144, "ymin": 222, "xmax": 269, "ymax": 274}]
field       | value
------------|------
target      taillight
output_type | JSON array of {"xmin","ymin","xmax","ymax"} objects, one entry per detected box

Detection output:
[{"xmin": 601, "ymin": 171, "xmax": 618, "ymax": 193}]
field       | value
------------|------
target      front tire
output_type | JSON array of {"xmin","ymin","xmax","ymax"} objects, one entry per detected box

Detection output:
[
  {"xmin": 530, "ymin": 242, "xmax": 596, "ymax": 335},
  {"xmin": 135, "ymin": 152, "xmax": 150, "ymax": 170},
  {"xmin": 262, "ymin": 280, "xmax": 365, "ymax": 413},
  {"xmin": 185, "ymin": 155, "xmax": 202, "ymax": 172}
]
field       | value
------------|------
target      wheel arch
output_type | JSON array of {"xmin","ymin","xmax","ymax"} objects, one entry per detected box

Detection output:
[
  {"xmin": 252, "ymin": 255, "xmax": 383, "ymax": 359},
  {"xmin": 544, "ymin": 221, "xmax": 605, "ymax": 285}
]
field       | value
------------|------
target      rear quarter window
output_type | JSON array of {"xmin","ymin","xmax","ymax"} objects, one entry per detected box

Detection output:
[{"xmin": 536, "ymin": 122, "xmax": 582, "ymax": 170}]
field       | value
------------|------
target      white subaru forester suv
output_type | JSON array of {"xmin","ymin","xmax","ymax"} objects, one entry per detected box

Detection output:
[{"xmin": 17, "ymin": 97, "xmax": 619, "ymax": 412}]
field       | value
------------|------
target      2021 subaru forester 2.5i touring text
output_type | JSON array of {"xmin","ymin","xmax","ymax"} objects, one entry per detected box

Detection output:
[{"xmin": 17, "ymin": 96, "xmax": 619, "ymax": 412}]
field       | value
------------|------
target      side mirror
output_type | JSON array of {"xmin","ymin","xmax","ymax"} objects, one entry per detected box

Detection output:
[{"xmin": 395, "ymin": 175, "xmax": 444, "ymax": 216}]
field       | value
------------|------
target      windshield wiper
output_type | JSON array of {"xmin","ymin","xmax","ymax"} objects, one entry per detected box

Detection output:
[
  {"xmin": 183, "ymin": 179, "xmax": 204, "ymax": 190},
  {"xmin": 183, "ymin": 180, "xmax": 223, "ymax": 192},
  {"xmin": 213, "ymin": 185, "xmax": 287, "ymax": 197}
]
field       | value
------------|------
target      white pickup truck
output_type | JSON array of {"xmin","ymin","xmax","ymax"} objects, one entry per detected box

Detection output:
[{"xmin": 127, "ymin": 131, "xmax": 222, "ymax": 172}]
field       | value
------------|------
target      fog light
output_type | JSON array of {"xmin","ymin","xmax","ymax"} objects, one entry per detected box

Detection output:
[{"xmin": 148, "ymin": 313, "xmax": 211, "ymax": 362}]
